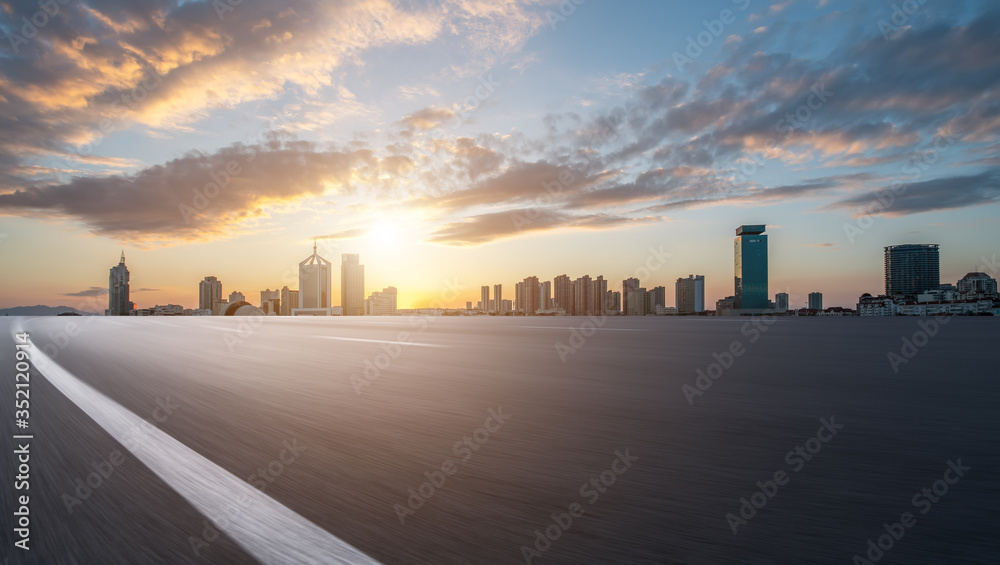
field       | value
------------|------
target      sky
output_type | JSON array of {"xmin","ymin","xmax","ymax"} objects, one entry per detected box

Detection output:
[{"xmin": 0, "ymin": 0, "xmax": 998, "ymax": 311}]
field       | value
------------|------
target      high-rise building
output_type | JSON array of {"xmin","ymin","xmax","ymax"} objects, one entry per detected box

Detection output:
[
  {"xmin": 808, "ymin": 292, "xmax": 823, "ymax": 310},
  {"xmin": 199, "ymin": 276, "xmax": 222, "ymax": 312},
  {"xmin": 481, "ymin": 286, "xmax": 490, "ymax": 313},
  {"xmin": 573, "ymin": 275, "xmax": 592, "ymax": 316},
  {"xmin": 884, "ymin": 244, "xmax": 940, "ymax": 297},
  {"xmin": 590, "ymin": 276, "xmax": 607, "ymax": 316},
  {"xmin": 229, "ymin": 291, "xmax": 245, "ymax": 304},
  {"xmin": 607, "ymin": 290, "xmax": 621, "ymax": 314},
  {"xmin": 466, "ymin": 301, "xmax": 472, "ymax": 310},
  {"xmin": 626, "ymin": 287, "xmax": 650, "ymax": 316},
  {"xmin": 340, "ymin": 253, "xmax": 364, "ymax": 315},
  {"xmin": 493, "ymin": 284, "xmax": 503, "ymax": 313},
  {"xmin": 553, "ymin": 274, "xmax": 573, "ymax": 314},
  {"xmin": 523, "ymin": 276, "xmax": 540, "ymax": 315},
  {"xmin": 260, "ymin": 288, "xmax": 280, "ymax": 307},
  {"xmin": 735, "ymin": 225, "xmax": 768, "ymax": 309},
  {"xmin": 108, "ymin": 251, "xmax": 134, "ymax": 316},
  {"xmin": 675, "ymin": 275, "xmax": 705, "ymax": 314},
  {"xmin": 622, "ymin": 277, "xmax": 640, "ymax": 315},
  {"xmin": 957, "ymin": 272, "xmax": 998, "ymax": 297},
  {"xmin": 649, "ymin": 286, "xmax": 666, "ymax": 310},
  {"xmin": 364, "ymin": 286, "xmax": 398, "ymax": 316},
  {"xmin": 539, "ymin": 281, "xmax": 551, "ymax": 312},
  {"xmin": 296, "ymin": 243, "xmax": 333, "ymax": 315},
  {"xmin": 775, "ymin": 292, "xmax": 789, "ymax": 312},
  {"xmin": 515, "ymin": 282, "xmax": 525, "ymax": 314},
  {"xmin": 279, "ymin": 286, "xmax": 298, "ymax": 316},
  {"xmin": 716, "ymin": 296, "xmax": 736, "ymax": 316}
]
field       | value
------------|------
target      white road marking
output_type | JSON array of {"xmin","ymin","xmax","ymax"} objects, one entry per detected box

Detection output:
[
  {"xmin": 309, "ymin": 336, "xmax": 449, "ymax": 348},
  {"xmin": 28, "ymin": 337, "xmax": 382, "ymax": 565},
  {"xmin": 511, "ymin": 326, "xmax": 652, "ymax": 331}
]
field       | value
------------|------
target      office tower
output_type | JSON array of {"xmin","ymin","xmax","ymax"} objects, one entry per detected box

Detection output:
[
  {"xmin": 650, "ymin": 286, "xmax": 666, "ymax": 310},
  {"xmin": 229, "ymin": 291, "xmax": 245, "ymax": 304},
  {"xmin": 591, "ymin": 276, "xmax": 607, "ymax": 316},
  {"xmin": 539, "ymin": 281, "xmax": 551, "ymax": 313},
  {"xmin": 279, "ymin": 286, "xmax": 298, "ymax": 316},
  {"xmin": 295, "ymin": 243, "xmax": 333, "ymax": 315},
  {"xmin": 572, "ymin": 275, "xmax": 592, "ymax": 316},
  {"xmin": 553, "ymin": 274, "xmax": 573, "ymax": 314},
  {"xmin": 108, "ymin": 251, "xmax": 133, "ymax": 316},
  {"xmin": 775, "ymin": 292, "xmax": 789, "ymax": 312},
  {"xmin": 522, "ymin": 276, "xmax": 540, "ymax": 315},
  {"xmin": 607, "ymin": 290, "xmax": 621, "ymax": 313},
  {"xmin": 734, "ymin": 225, "xmax": 768, "ymax": 309},
  {"xmin": 884, "ymin": 244, "xmax": 940, "ymax": 297},
  {"xmin": 808, "ymin": 292, "xmax": 823, "ymax": 310},
  {"xmin": 481, "ymin": 286, "xmax": 490, "ymax": 312},
  {"xmin": 340, "ymin": 253, "xmax": 364, "ymax": 315},
  {"xmin": 676, "ymin": 275, "xmax": 706, "ymax": 314},
  {"xmin": 622, "ymin": 277, "xmax": 640, "ymax": 315},
  {"xmin": 199, "ymin": 276, "xmax": 222, "ymax": 311},
  {"xmin": 364, "ymin": 286, "xmax": 398, "ymax": 316},
  {"xmin": 260, "ymin": 288, "xmax": 280, "ymax": 307},
  {"xmin": 957, "ymin": 272, "xmax": 998, "ymax": 297},
  {"xmin": 493, "ymin": 284, "xmax": 503, "ymax": 313}
]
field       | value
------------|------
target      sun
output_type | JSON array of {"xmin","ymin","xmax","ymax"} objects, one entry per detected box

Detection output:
[{"xmin": 370, "ymin": 220, "xmax": 399, "ymax": 246}]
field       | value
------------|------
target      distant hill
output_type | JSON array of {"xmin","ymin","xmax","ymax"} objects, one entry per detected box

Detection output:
[{"xmin": 0, "ymin": 305, "xmax": 100, "ymax": 316}]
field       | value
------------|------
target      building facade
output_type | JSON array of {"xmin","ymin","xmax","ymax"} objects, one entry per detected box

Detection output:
[
  {"xmin": 775, "ymin": 292, "xmax": 789, "ymax": 312},
  {"xmin": 108, "ymin": 251, "xmax": 134, "ymax": 316},
  {"xmin": 676, "ymin": 275, "xmax": 705, "ymax": 314},
  {"xmin": 493, "ymin": 284, "xmax": 503, "ymax": 313},
  {"xmin": 340, "ymin": 253, "xmax": 364, "ymax": 316},
  {"xmin": 808, "ymin": 292, "xmax": 823, "ymax": 310},
  {"xmin": 884, "ymin": 244, "xmax": 940, "ymax": 297},
  {"xmin": 364, "ymin": 286, "xmax": 398, "ymax": 316},
  {"xmin": 295, "ymin": 243, "xmax": 333, "ymax": 315},
  {"xmin": 199, "ymin": 276, "xmax": 222, "ymax": 312},
  {"xmin": 735, "ymin": 225, "xmax": 768, "ymax": 309},
  {"xmin": 622, "ymin": 277, "xmax": 640, "ymax": 315}
]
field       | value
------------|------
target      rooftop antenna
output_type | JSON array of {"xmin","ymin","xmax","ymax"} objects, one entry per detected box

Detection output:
[{"xmin": 120, "ymin": 249, "xmax": 125, "ymax": 264}]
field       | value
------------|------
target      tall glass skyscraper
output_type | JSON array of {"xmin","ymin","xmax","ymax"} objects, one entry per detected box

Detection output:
[
  {"xmin": 884, "ymin": 244, "xmax": 940, "ymax": 297},
  {"xmin": 734, "ymin": 225, "xmax": 768, "ymax": 310},
  {"xmin": 340, "ymin": 253, "xmax": 364, "ymax": 315}
]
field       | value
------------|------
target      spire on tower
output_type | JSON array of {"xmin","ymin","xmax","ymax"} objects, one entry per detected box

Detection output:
[{"xmin": 120, "ymin": 250, "xmax": 126, "ymax": 264}]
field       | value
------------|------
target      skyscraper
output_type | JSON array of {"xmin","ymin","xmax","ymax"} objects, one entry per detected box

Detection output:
[
  {"xmin": 775, "ymin": 292, "xmax": 789, "ymax": 312},
  {"xmin": 108, "ymin": 251, "xmax": 133, "ymax": 316},
  {"xmin": 364, "ymin": 286, "xmax": 398, "ymax": 316},
  {"xmin": 296, "ymin": 242, "xmax": 333, "ymax": 315},
  {"xmin": 553, "ymin": 274, "xmax": 573, "ymax": 314},
  {"xmin": 573, "ymin": 275, "xmax": 592, "ymax": 316},
  {"xmin": 591, "ymin": 276, "xmax": 607, "ymax": 316},
  {"xmin": 539, "ymin": 281, "xmax": 552, "ymax": 312},
  {"xmin": 515, "ymin": 281, "xmax": 525, "ymax": 314},
  {"xmin": 229, "ymin": 291, "xmax": 245, "ymax": 304},
  {"xmin": 808, "ymin": 292, "xmax": 823, "ymax": 310},
  {"xmin": 675, "ymin": 275, "xmax": 705, "ymax": 314},
  {"xmin": 884, "ymin": 244, "xmax": 940, "ymax": 297},
  {"xmin": 481, "ymin": 286, "xmax": 490, "ymax": 313},
  {"xmin": 199, "ymin": 276, "xmax": 222, "ymax": 311},
  {"xmin": 649, "ymin": 286, "xmax": 666, "ymax": 310},
  {"xmin": 622, "ymin": 277, "xmax": 640, "ymax": 315},
  {"xmin": 607, "ymin": 290, "xmax": 621, "ymax": 314},
  {"xmin": 734, "ymin": 225, "xmax": 768, "ymax": 310},
  {"xmin": 260, "ymin": 288, "xmax": 280, "ymax": 308},
  {"xmin": 493, "ymin": 284, "xmax": 503, "ymax": 313},
  {"xmin": 523, "ymin": 276, "xmax": 540, "ymax": 315},
  {"xmin": 340, "ymin": 253, "xmax": 364, "ymax": 315}
]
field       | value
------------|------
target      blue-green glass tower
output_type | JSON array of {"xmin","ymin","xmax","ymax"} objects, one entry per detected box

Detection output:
[{"xmin": 734, "ymin": 225, "xmax": 768, "ymax": 310}]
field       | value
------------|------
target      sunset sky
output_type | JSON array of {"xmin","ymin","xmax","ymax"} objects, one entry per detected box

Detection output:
[{"xmin": 0, "ymin": 0, "xmax": 998, "ymax": 310}]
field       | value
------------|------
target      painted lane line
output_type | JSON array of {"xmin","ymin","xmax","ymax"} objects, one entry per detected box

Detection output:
[
  {"xmin": 309, "ymin": 336, "xmax": 450, "ymax": 348},
  {"xmin": 511, "ymin": 326, "xmax": 652, "ymax": 331},
  {"xmin": 28, "ymin": 337, "xmax": 382, "ymax": 565}
]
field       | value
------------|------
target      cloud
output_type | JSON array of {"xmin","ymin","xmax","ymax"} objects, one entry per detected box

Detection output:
[
  {"xmin": 0, "ymin": 139, "xmax": 376, "ymax": 243},
  {"xmin": 61, "ymin": 287, "xmax": 107, "ymax": 297},
  {"xmin": 829, "ymin": 169, "xmax": 1000, "ymax": 216},
  {"xmin": 428, "ymin": 208, "xmax": 659, "ymax": 246}
]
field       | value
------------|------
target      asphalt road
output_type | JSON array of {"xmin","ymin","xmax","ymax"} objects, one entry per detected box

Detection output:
[{"xmin": 1, "ymin": 315, "xmax": 998, "ymax": 564}]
